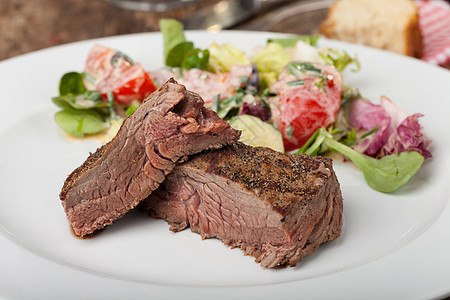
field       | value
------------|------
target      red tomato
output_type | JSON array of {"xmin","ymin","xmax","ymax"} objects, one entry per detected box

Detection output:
[
  {"xmin": 84, "ymin": 44, "xmax": 157, "ymax": 105},
  {"xmin": 96, "ymin": 63, "xmax": 156, "ymax": 105},
  {"xmin": 279, "ymin": 75, "xmax": 342, "ymax": 151}
]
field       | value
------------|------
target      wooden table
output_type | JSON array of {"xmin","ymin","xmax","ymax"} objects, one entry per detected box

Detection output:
[{"xmin": 0, "ymin": 0, "xmax": 320, "ymax": 61}]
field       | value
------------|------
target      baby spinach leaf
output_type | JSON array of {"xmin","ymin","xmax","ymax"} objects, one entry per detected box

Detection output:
[
  {"xmin": 54, "ymin": 108, "xmax": 109, "ymax": 137},
  {"xmin": 166, "ymin": 41, "xmax": 194, "ymax": 67},
  {"xmin": 160, "ymin": 18, "xmax": 187, "ymax": 61},
  {"xmin": 52, "ymin": 71, "xmax": 112, "ymax": 137},
  {"xmin": 160, "ymin": 19, "xmax": 210, "ymax": 70},
  {"xmin": 182, "ymin": 49, "xmax": 210, "ymax": 70},
  {"xmin": 52, "ymin": 91, "xmax": 107, "ymax": 111},
  {"xmin": 59, "ymin": 72, "xmax": 86, "ymax": 95}
]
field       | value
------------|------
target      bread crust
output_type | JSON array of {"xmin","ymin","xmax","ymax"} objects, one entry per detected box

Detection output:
[{"xmin": 320, "ymin": 0, "xmax": 422, "ymax": 58}]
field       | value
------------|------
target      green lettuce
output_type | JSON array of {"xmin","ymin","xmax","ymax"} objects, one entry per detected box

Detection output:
[
  {"xmin": 208, "ymin": 42, "xmax": 250, "ymax": 73},
  {"xmin": 52, "ymin": 72, "xmax": 111, "ymax": 137}
]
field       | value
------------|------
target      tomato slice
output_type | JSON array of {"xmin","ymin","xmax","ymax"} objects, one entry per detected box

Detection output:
[
  {"xmin": 277, "ymin": 64, "xmax": 342, "ymax": 151},
  {"xmin": 96, "ymin": 63, "xmax": 156, "ymax": 105},
  {"xmin": 84, "ymin": 44, "xmax": 157, "ymax": 105}
]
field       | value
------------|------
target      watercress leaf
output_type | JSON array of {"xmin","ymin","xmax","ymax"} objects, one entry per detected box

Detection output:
[
  {"xmin": 181, "ymin": 48, "xmax": 210, "ymax": 70},
  {"xmin": 268, "ymin": 35, "xmax": 320, "ymax": 47},
  {"xmin": 59, "ymin": 72, "xmax": 86, "ymax": 95},
  {"xmin": 166, "ymin": 41, "xmax": 194, "ymax": 67},
  {"xmin": 54, "ymin": 108, "xmax": 109, "ymax": 137}
]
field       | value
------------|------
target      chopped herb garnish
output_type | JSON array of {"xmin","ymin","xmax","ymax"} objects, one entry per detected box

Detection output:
[
  {"xmin": 285, "ymin": 124, "xmax": 293, "ymax": 139},
  {"xmin": 319, "ymin": 48, "xmax": 360, "ymax": 72},
  {"xmin": 315, "ymin": 74, "xmax": 329, "ymax": 90},
  {"xmin": 361, "ymin": 126, "xmax": 379, "ymax": 139},
  {"xmin": 212, "ymin": 94, "xmax": 220, "ymax": 113},
  {"xmin": 260, "ymin": 97, "xmax": 270, "ymax": 110},
  {"xmin": 239, "ymin": 75, "xmax": 249, "ymax": 85},
  {"xmin": 342, "ymin": 129, "xmax": 356, "ymax": 146},
  {"xmin": 177, "ymin": 68, "xmax": 184, "ymax": 78},
  {"xmin": 287, "ymin": 80, "xmax": 305, "ymax": 86},
  {"xmin": 217, "ymin": 92, "xmax": 244, "ymax": 119},
  {"xmin": 287, "ymin": 62, "xmax": 321, "ymax": 77},
  {"xmin": 260, "ymin": 88, "xmax": 270, "ymax": 99}
]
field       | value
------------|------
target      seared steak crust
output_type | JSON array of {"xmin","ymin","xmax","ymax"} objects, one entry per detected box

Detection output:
[
  {"xmin": 60, "ymin": 79, "xmax": 240, "ymax": 237},
  {"xmin": 143, "ymin": 143, "xmax": 343, "ymax": 268}
]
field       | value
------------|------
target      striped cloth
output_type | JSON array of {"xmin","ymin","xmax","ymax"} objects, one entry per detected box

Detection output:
[{"xmin": 417, "ymin": 0, "xmax": 450, "ymax": 66}]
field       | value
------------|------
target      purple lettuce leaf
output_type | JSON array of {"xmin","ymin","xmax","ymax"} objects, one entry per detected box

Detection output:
[
  {"xmin": 347, "ymin": 98, "xmax": 391, "ymax": 157},
  {"xmin": 347, "ymin": 96, "xmax": 432, "ymax": 159},
  {"xmin": 379, "ymin": 113, "xmax": 432, "ymax": 159}
]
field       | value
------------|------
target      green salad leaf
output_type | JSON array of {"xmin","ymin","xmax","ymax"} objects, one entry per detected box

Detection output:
[
  {"xmin": 216, "ymin": 92, "xmax": 244, "ymax": 119},
  {"xmin": 297, "ymin": 128, "xmax": 424, "ymax": 193},
  {"xmin": 208, "ymin": 42, "xmax": 250, "ymax": 73},
  {"xmin": 165, "ymin": 41, "xmax": 194, "ymax": 67},
  {"xmin": 54, "ymin": 108, "xmax": 109, "ymax": 138},
  {"xmin": 52, "ymin": 71, "xmax": 112, "ymax": 137},
  {"xmin": 251, "ymin": 42, "xmax": 290, "ymax": 76},
  {"xmin": 160, "ymin": 19, "xmax": 210, "ymax": 70},
  {"xmin": 59, "ymin": 72, "xmax": 87, "ymax": 95},
  {"xmin": 160, "ymin": 18, "xmax": 187, "ymax": 63},
  {"xmin": 182, "ymin": 48, "xmax": 210, "ymax": 70},
  {"xmin": 52, "ymin": 91, "xmax": 108, "ymax": 111}
]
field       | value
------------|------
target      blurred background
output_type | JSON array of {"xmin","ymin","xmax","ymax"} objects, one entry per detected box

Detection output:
[
  {"xmin": 1, "ymin": 0, "xmax": 450, "ymax": 67},
  {"xmin": 0, "ymin": 0, "xmax": 364, "ymax": 60}
]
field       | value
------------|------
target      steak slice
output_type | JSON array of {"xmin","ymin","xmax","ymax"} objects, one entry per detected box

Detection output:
[
  {"xmin": 142, "ymin": 143, "xmax": 343, "ymax": 268},
  {"xmin": 60, "ymin": 79, "xmax": 241, "ymax": 237}
]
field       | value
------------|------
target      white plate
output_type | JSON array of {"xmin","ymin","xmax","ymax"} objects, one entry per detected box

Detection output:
[{"xmin": 0, "ymin": 31, "xmax": 449, "ymax": 300}]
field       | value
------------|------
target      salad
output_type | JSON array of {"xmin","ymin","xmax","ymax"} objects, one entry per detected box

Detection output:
[{"xmin": 51, "ymin": 19, "xmax": 432, "ymax": 193}]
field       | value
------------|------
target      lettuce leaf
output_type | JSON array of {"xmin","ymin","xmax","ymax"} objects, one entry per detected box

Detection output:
[
  {"xmin": 379, "ymin": 114, "xmax": 432, "ymax": 159},
  {"xmin": 208, "ymin": 42, "xmax": 250, "ymax": 73},
  {"xmin": 347, "ymin": 98, "xmax": 391, "ymax": 156},
  {"xmin": 250, "ymin": 42, "xmax": 290, "ymax": 76}
]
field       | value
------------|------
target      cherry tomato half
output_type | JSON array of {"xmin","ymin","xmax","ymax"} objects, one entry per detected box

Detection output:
[{"xmin": 84, "ymin": 44, "xmax": 157, "ymax": 105}]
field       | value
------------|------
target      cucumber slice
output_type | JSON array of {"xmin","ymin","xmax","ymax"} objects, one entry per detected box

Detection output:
[{"xmin": 229, "ymin": 114, "xmax": 285, "ymax": 152}]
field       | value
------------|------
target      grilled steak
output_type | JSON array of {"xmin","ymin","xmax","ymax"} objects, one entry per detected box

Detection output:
[
  {"xmin": 142, "ymin": 143, "xmax": 343, "ymax": 268},
  {"xmin": 60, "ymin": 79, "xmax": 241, "ymax": 237}
]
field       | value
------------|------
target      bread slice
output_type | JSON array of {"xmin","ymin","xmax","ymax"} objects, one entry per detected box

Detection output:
[{"xmin": 320, "ymin": 0, "xmax": 422, "ymax": 58}]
